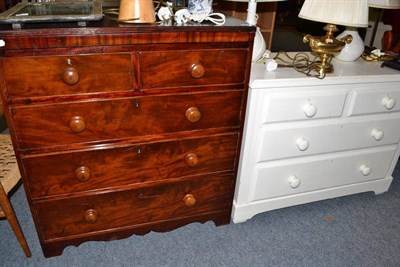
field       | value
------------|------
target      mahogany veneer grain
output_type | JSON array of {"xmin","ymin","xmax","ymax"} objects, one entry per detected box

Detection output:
[{"xmin": 0, "ymin": 17, "xmax": 255, "ymax": 257}]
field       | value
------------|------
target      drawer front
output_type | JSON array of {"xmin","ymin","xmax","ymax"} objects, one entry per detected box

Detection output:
[
  {"xmin": 139, "ymin": 49, "xmax": 247, "ymax": 89},
  {"xmin": 24, "ymin": 134, "xmax": 238, "ymax": 199},
  {"xmin": 262, "ymin": 88, "xmax": 348, "ymax": 123},
  {"xmin": 251, "ymin": 146, "xmax": 397, "ymax": 202},
  {"xmin": 12, "ymin": 91, "xmax": 242, "ymax": 149},
  {"xmin": 347, "ymin": 85, "xmax": 400, "ymax": 116},
  {"xmin": 35, "ymin": 173, "xmax": 235, "ymax": 240},
  {"xmin": 258, "ymin": 115, "xmax": 400, "ymax": 162},
  {"xmin": 2, "ymin": 54, "xmax": 132, "ymax": 98}
]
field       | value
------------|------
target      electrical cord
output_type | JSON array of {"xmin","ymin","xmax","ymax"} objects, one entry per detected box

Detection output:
[{"xmin": 273, "ymin": 51, "xmax": 327, "ymax": 79}]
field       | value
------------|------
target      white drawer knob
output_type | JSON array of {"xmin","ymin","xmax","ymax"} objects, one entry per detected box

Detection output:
[
  {"xmin": 371, "ymin": 129, "xmax": 384, "ymax": 141},
  {"xmin": 0, "ymin": 39, "xmax": 5, "ymax": 47},
  {"xmin": 288, "ymin": 175, "xmax": 301, "ymax": 188},
  {"xmin": 296, "ymin": 137, "xmax": 309, "ymax": 151},
  {"xmin": 381, "ymin": 96, "xmax": 396, "ymax": 110},
  {"xmin": 303, "ymin": 102, "xmax": 317, "ymax": 118},
  {"xmin": 359, "ymin": 164, "xmax": 371, "ymax": 176}
]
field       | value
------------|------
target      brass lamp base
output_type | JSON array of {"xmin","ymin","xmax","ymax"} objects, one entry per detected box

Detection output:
[
  {"xmin": 303, "ymin": 24, "xmax": 353, "ymax": 74},
  {"xmin": 309, "ymin": 54, "xmax": 335, "ymax": 74}
]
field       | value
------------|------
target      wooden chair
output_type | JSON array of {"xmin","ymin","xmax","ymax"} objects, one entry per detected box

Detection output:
[
  {"xmin": 381, "ymin": 9, "xmax": 400, "ymax": 53},
  {"xmin": 0, "ymin": 134, "xmax": 32, "ymax": 257},
  {"xmin": 382, "ymin": 30, "xmax": 400, "ymax": 53}
]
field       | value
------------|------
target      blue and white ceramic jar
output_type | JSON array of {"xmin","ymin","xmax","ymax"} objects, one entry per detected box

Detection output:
[{"xmin": 188, "ymin": 0, "xmax": 213, "ymax": 15}]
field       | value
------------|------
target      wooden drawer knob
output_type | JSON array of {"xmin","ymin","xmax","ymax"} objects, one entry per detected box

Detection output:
[
  {"xmin": 288, "ymin": 175, "xmax": 301, "ymax": 189},
  {"xmin": 185, "ymin": 153, "xmax": 199, "ymax": 167},
  {"xmin": 190, "ymin": 62, "xmax": 205, "ymax": 79},
  {"xmin": 185, "ymin": 107, "xmax": 202, "ymax": 123},
  {"xmin": 381, "ymin": 96, "xmax": 396, "ymax": 110},
  {"xmin": 296, "ymin": 137, "xmax": 309, "ymax": 151},
  {"xmin": 359, "ymin": 164, "xmax": 371, "ymax": 176},
  {"xmin": 183, "ymin": 194, "xmax": 196, "ymax": 206},
  {"xmin": 371, "ymin": 129, "xmax": 384, "ymax": 141},
  {"xmin": 63, "ymin": 66, "xmax": 79, "ymax": 85},
  {"xmin": 303, "ymin": 102, "xmax": 317, "ymax": 118},
  {"xmin": 75, "ymin": 166, "xmax": 90, "ymax": 182},
  {"xmin": 69, "ymin": 116, "xmax": 86, "ymax": 133},
  {"xmin": 85, "ymin": 209, "xmax": 98, "ymax": 224}
]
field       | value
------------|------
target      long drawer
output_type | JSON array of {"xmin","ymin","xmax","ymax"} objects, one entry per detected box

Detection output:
[
  {"xmin": 23, "ymin": 134, "xmax": 238, "ymax": 199},
  {"xmin": 12, "ymin": 91, "xmax": 243, "ymax": 150},
  {"xmin": 2, "ymin": 53, "xmax": 132, "ymax": 98},
  {"xmin": 258, "ymin": 115, "xmax": 400, "ymax": 162},
  {"xmin": 139, "ymin": 49, "xmax": 248, "ymax": 89},
  {"xmin": 35, "ymin": 173, "xmax": 235, "ymax": 241},
  {"xmin": 251, "ymin": 145, "xmax": 397, "ymax": 202}
]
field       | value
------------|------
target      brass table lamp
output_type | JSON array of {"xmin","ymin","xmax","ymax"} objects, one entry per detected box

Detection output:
[{"xmin": 298, "ymin": 0, "xmax": 369, "ymax": 74}]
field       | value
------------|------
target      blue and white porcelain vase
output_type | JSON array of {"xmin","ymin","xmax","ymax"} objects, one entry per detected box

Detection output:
[{"xmin": 188, "ymin": 0, "xmax": 213, "ymax": 15}]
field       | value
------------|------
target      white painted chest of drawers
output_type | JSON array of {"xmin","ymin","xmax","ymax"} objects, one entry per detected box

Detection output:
[{"xmin": 232, "ymin": 56, "xmax": 400, "ymax": 223}]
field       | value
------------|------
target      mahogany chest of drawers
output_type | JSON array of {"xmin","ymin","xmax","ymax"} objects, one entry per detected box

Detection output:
[{"xmin": 0, "ymin": 17, "xmax": 255, "ymax": 257}]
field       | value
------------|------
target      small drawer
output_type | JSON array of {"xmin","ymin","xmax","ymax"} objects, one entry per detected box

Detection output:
[
  {"xmin": 2, "ymin": 53, "xmax": 132, "ymax": 98},
  {"xmin": 24, "ymin": 134, "xmax": 238, "ymax": 199},
  {"xmin": 251, "ymin": 146, "xmax": 397, "ymax": 202},
  {"xmin": 139, "ymin": 49, "xmax": 247, "ymax": 89},
  {"xmin": 347, "ymin": 85, "xmax": 400, "ymax": 116},
  {"xmin": 12, "ymin": 91, "xmax": 242, "ymax": 150},
  {"xmin": 258, "ymin": 115, "xmax": 400, "ymax": 162},
  {"xmin": 261, "ymin": 88, "xmax": 348, "ymax": 123},
  {"xmin": 35, "ymin": 173, "xmax": 235, "ymax": 241}
]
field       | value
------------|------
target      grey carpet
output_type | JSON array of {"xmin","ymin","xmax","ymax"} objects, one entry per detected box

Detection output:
[{"xmin": 0, "ymin": 156, "xmax": 399, "ymax": 266}]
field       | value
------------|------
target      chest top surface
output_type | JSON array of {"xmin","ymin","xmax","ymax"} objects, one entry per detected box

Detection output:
[
  {"xmin": 250, "ymin": 53, "xmax": 400, "ymax": 88},
  {"xmin": 0, "ymin": 16, "xmax": 255, "ymax": 53}
]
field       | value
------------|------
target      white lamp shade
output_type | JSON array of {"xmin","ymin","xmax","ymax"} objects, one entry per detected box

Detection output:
[
  {"xmin": 369, "ymin": 0, "xmax": 400, "ymax": 8},
  {"xmin": 299, "ymin": 0, "xmax": 369, "ymax": 28}
]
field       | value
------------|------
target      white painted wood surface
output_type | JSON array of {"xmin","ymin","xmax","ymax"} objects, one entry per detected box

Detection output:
[{"xmin": 232, "ymin": 54, "xmax": 400, "ymax": 223}]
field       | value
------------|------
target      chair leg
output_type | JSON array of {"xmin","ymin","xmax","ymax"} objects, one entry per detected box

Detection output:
[{"xmin": 0, "ymin": 186, "xmax": 32, "ymax": 258}]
